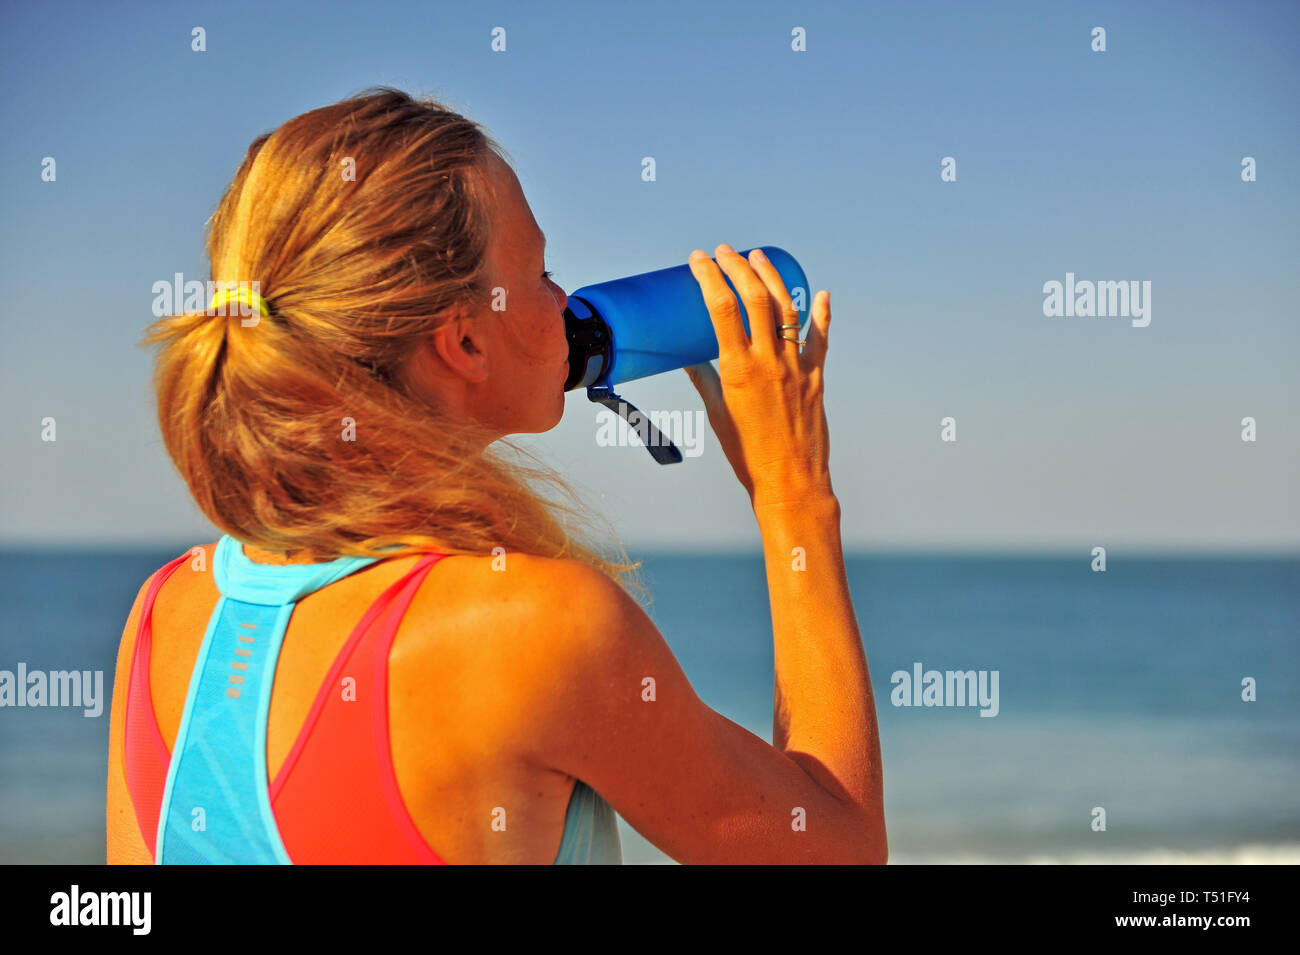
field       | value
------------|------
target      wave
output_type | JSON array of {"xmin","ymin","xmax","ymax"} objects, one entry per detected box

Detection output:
[{"xmin": 888, "ymin": 843, "xmax": 1300, "ymax": 865}]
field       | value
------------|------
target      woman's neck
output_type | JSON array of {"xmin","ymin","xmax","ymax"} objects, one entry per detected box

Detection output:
[{"xmin": 241, "ymin": 544, "xmax": 319, "ymax": 566}]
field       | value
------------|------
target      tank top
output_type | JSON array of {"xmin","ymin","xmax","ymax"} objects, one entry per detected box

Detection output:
[{"xmin": 122, "ymin": 535, "xmax": 622, "ymax": 864}]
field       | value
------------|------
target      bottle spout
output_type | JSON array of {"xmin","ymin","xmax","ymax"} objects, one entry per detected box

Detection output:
[{"xmin": 564, "ymin": 298, "xmax": 611, "ymax": 392}]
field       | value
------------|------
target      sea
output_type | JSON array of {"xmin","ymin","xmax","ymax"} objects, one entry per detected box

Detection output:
[{"xmin": 1, "ymin": 548, "xmax": 1296, "ymax": 865}]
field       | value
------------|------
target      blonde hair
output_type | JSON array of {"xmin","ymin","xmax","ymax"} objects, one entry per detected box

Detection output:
[{"xmin": 141, "ymin": 88, "xmax": 645, "ymax": 604}]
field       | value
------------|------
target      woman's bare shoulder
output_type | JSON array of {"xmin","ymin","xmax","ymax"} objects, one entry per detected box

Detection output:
[
  {"xmin": 410, "ymin": 550, "xmax": 620, "ymax": 635},
  {"xmin": 390, "ymin": 551, "xmax": 630, "ymax": 752}
]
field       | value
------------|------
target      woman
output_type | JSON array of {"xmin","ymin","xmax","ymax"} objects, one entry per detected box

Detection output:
[{"xmin": 106, "ymin": 88, "xmax": 886, "ymax": 864}]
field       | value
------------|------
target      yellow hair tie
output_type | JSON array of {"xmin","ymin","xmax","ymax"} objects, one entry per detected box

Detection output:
[{"xmin": 208, "ymin": 285, "xmax": 270, "ymax": 318}]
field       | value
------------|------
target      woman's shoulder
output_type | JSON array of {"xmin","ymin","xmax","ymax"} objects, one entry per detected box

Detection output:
[
  {"xmin": 120, "ymin": 544, "xmax": 209, "ymax": 634},
  {"xmin": 396, "ymin": 551, "xmax": 639, "ymax": 704},
  {"xmin": 408, "ymin": 550, "xmax": 622, "ymax": 636},
  {"xmin": 391, "ymin": 551, "xmax": 632, "ymax": 753}
]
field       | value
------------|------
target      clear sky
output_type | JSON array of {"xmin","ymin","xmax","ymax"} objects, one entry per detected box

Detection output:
[{"xmin": 1, "ymin": 0, "xmax": 1296, "ymax": 552}]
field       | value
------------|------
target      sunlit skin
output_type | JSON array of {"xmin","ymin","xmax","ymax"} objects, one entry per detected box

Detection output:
[
  {"xmin": 107, "ymin": 151, "xmax": 886, "ymax": 863},
  {"xmin": 401, "ymin": 151, "xmax": 571, "ymax": 445}
]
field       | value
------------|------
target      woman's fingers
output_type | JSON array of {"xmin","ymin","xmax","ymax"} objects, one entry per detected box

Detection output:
[
  {"xmin": 685, "ymin": 360, "xmax": 754, "ymax": 496},
  {"xmin": 684, "ymin": 360, "xmax": 723, "ymax": 407},
  {"xmin": 744, "ymin": 248, "xmax": 802, "ymax": 354},
  {"xmin": 688, "ymin": 250, "xmax": 749, "ymax": 355},
  {"xmin": 801, "ymin": 289, "xmax": 832, "ymax": 369},
  {"xmin": 712, "ymin": 243, "xmax": 779, "ymax": 356}
]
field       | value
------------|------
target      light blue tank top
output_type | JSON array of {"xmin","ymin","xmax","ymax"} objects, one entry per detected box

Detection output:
[{"xmin": 157, "ymin": 534, "xmax": 620, "ymax": 864}]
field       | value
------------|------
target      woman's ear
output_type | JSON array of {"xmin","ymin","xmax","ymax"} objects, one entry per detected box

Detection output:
[{"xmin": 431, "ymin": 307, "xmax": 490, "ymax": 384}]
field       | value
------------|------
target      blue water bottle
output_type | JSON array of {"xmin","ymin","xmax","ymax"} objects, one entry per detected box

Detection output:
[{"xmin": 563, "ymin": 246, "xmax": 810, "ymax": 464}]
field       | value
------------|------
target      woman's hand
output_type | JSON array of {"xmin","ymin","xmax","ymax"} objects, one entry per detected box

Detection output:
[{"xmin": 684, "ymin": 244, "xmax": 834, "ymax": 509}]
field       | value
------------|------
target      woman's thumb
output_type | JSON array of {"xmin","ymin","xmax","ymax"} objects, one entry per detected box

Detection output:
[{"xmin": 685, "ymin": 361, "xmax": 722, "ymax": 405}]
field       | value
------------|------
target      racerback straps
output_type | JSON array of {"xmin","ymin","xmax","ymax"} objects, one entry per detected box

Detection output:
[{"xmin": 154, "ymin": 536, "xmax": 380, "ymax": 864}]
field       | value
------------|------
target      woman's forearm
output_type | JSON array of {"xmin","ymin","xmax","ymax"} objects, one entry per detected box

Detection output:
[{"xmin": 754, "ymin": 492, "xmax": 885, "ymax": 842}]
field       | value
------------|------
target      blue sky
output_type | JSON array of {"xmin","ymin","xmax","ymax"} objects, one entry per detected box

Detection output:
[{"xmin": 1, "ymin": 0, "xmax": 1296, "ymax": 551}]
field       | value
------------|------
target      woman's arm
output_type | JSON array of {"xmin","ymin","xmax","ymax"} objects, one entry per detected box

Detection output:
[
  {"xmin": 755, "ymin": 492, "xmax": 884, "ymax": 848},
  {"xmin": 515, "ymin": 552, "xmax": 885, "ymax": 864},
  {"xmin": 519, "ymin": 244, "xmax": 884, "ymax": 862}
]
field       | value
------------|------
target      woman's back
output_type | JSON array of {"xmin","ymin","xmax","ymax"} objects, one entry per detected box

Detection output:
[{"xmin": 107, "ymin": 539, "xmax": 619, "ymax": 864}]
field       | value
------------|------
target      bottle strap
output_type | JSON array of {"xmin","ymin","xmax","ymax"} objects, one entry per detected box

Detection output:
[{"xmin": 587, "ymin": 385, "xmax": 683, "ymax": 465}]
